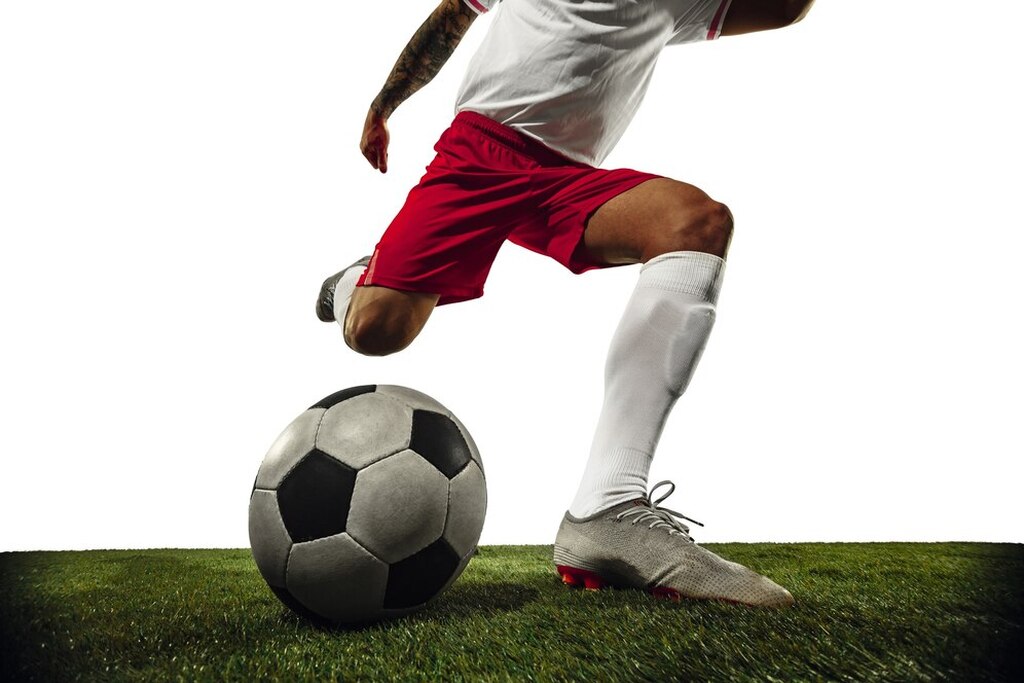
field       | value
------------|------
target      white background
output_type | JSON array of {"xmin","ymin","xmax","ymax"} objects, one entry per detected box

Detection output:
[{"xmin": 1, "ymin": 1, "xmax": 1021, "ymax": 551}]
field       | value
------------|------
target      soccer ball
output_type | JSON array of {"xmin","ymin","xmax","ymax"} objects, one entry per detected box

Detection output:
[{"xmin": 248, "ymin": 384, "xmax": 486, "ymax": 625}]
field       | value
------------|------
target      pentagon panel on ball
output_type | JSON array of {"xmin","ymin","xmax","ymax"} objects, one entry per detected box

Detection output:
[
  {"xmin": 248, "ymin": 385, "xmax": 487, "ymax": 626},
  {"xmin": 276, "ymin": 449, "xmax": 356, "ymax": 543}
]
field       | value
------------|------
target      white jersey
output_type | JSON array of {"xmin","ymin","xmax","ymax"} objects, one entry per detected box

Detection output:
[{"xmin": 455, "ymin": 0, "xmax": 733, "ymax": 166}]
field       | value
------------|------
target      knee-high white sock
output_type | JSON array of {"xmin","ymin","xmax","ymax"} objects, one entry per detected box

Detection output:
[
  {"xmin": 568, "ymin": 251, "xmax": 726, "ymax": 518},
  {"xmin": 332, "ymin": 267, "xmax": 364, "ymax": 330}
]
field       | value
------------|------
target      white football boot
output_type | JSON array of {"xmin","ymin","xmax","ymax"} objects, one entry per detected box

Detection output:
[
  {"xmin": 316, "ymin": 256, "xmax": 372, "ymax": 323},
  {"xmin": 553, "ymin": 481, "xmax": 794, "ymax": 607}
]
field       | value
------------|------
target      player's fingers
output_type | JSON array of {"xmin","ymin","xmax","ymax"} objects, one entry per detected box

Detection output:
[
  {"xmin": 361, "ymin": 143, "xmax": 378, "ymax": 170},
  {"xmin": 379, "ymin": 147, "xmax": 388, "ymax": 174}
]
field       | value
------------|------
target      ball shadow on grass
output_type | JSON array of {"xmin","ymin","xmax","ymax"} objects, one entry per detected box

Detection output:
[{"xmin": 275, "ymin": 580, "xmax": 541, "ymax": 633}]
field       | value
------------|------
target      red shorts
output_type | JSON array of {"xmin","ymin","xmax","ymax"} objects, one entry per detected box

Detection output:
[{"xmin": 358, "ymin": 110, "xmax": 661, "ymax": 305}]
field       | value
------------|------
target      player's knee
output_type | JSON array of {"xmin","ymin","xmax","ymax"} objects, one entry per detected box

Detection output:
[
  {"xmin": 781, "ymin": 0, "xmax": 814, "ymax": 27},
  {"xmin": 704, "ymin": 200, "xmax": 734, "ymax": 245},
  {"xmin": 660, "ymin": 197, "xmax": 734, "ymax": 258},
  {"xmin": 344, "ymin": 309, "xmax": 416, "ymax": 357}
]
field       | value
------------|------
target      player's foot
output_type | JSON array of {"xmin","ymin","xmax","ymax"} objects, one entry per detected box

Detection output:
[
  {"xmin": 316, "ymin": 256, "xmax": 371, "ymax": 323},
  {"xmin": 553, "ymin": 480, "xmax": 795, "ymax": 607}
]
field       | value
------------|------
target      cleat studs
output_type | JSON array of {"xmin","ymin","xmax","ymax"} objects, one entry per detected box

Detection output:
[
  {"xmin": 556, "ymin": 565, "xmax": 581, "ymax": 587},
  {"xmin": 556, "ymin": 565, "xmax": 606, "ymax": 591}
]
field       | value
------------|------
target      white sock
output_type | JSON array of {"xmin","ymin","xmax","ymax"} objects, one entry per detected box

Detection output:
[
  {"xmin": 568, "ymin": 251, "xmax": 726, "ymax": 518},
  {"xmin": 332, "ymin": 267, "xmax": 364, "ymax": 330}
]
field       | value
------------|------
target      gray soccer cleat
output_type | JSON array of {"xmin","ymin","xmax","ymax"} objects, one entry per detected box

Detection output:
[
  {"xmin": 316, "ymin": 256, "xmax": 372, "ymax": 323},
  {"xmin": 553, "ymin": 481, "xmax": 795, "ymax": 607}
]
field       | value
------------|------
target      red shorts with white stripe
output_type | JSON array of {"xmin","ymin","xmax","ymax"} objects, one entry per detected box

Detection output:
[{"xmin": 358, "ymin": 111, "xmax": 661, "ymax": 305}]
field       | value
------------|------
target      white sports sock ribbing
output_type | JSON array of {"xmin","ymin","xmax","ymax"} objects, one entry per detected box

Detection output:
[
  {"xmin": 332, "ymin": 267, "xmax": 364, "ymax": 330},
  {"xmin": 568, "ymin": 251, "xmax": 726, "ymax": 519}
]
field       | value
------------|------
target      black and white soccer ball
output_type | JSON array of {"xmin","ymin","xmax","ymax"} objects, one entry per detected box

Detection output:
[{"xmin": 248, "ymin": 385, "xmax": 486, "ymax": 625}]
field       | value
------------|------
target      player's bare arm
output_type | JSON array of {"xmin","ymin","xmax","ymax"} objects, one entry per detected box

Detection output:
[
  {"xmin": 361, "ymin": 0, "xmax": 479, "ymax": 173},
  {"xmin": 720, "ymin": 0, "xmax": 815, "ymax": 36}
]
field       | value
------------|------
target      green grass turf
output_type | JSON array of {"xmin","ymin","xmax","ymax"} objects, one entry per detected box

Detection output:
[{"xmin": 1, "ymin": 543, "xmax": 1022, "ymax": 682}]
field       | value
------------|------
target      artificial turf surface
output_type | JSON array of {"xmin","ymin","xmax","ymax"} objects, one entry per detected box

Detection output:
[{"xmin": 1, "ymin": 543, "xmax": 1021, "ymax": 682}]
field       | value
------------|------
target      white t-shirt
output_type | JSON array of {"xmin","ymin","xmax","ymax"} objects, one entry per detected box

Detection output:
[{"xmin": 455, "ymin": 0, "xmax": 733, "ymax": 166}]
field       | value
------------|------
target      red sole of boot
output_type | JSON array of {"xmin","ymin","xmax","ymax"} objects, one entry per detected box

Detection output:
[{"xmin": 556, "ymin": 565, "xmax": 682, "ymax": 601}]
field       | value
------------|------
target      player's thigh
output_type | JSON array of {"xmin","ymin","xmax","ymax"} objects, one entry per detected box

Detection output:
[{"xmin": 582, "ymin": 177, "xmax": 729, "ymax": 264}]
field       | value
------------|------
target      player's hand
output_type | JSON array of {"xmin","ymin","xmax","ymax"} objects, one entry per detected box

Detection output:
[{"xmin": 361, "ymin": 109, "xmax": 390, "ymax": 173}]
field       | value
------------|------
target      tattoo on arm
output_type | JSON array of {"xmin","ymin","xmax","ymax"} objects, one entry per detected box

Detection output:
[{"xmin": 371, "ymin": 0, "xmax": 478, "ymax": 119}]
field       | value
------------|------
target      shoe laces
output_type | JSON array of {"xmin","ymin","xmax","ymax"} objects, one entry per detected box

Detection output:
[{"xmin": 615, "ymin": 480, "xmax": 704, "ymax": 541}]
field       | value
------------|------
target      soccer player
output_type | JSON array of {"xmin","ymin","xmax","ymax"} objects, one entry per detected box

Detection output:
[{"xmin": 318, "ymin": 0, "xmax": 815, "ymax": 607}]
